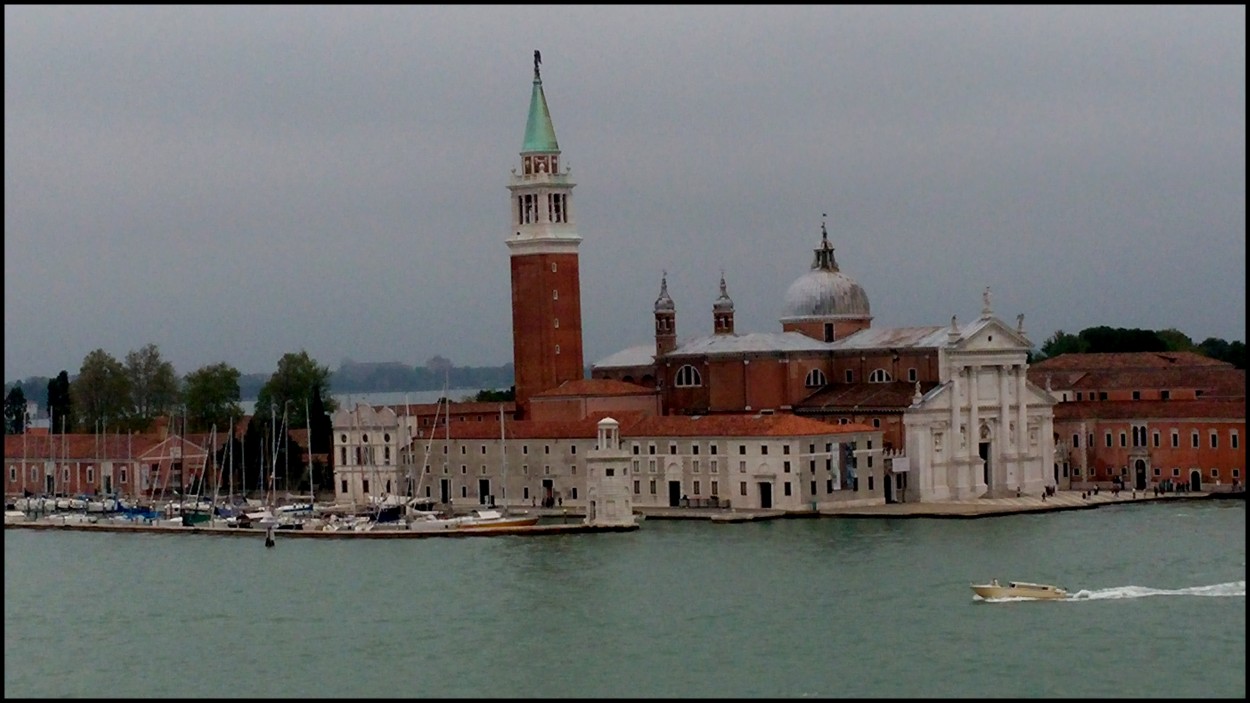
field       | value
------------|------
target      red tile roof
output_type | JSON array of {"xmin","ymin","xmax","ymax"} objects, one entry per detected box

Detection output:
[
  {"xmin": 796, "ymin": 381, "xmax": 940, "ymax": 412},
  {"xmin": 417, "ymin": 410, "xmax": 875, "ymax": 442},
  {"xmin": 531, "ymin": 378, "xmax": 656, "ymax": 397},
  {"xmin": 1031, "ymin": 351, "xmax": 1231, "ymax": 371},
  {"xmin": 1053, "ymin": 398, "xmax": 1245, "ymax": 421}
]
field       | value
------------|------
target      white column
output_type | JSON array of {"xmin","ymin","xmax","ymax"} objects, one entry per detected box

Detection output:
[
  {"xmin": 999, "ymin": 365, "xmax": 1011, "ymax": 488},
  {"xmin": 1016, "ymin": 365, "xmax": 1028, "ymax": 459},
  {"xmin": 970, "ymin": 362, "xmax": 980, "ymax": 462}
]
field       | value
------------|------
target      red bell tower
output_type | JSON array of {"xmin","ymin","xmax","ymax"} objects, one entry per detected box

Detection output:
[{"xmin": 508, "ymin": 51, "xmax": 584, "ymax": 417}]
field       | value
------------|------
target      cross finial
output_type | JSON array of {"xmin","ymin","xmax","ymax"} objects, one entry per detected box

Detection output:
[
  {"xmin": 821, "ymin": 213, "xmax": 828, "ymax": 243},
  {"xmin": 534, "ymin": 50, "xmax": 542, "ymax": 80}
]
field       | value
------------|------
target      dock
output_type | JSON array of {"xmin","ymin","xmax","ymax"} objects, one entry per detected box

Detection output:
[{"xmin": 4, "ymin": 520, "xmax": 639, "ymax": 539}]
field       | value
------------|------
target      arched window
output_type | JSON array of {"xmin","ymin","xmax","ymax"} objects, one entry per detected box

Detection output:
[
  {"xmin": 675, "ymin": 365, "xmax": 703, "ymax": 387},
  {"xmin": 868, "ymin": 369, "xmax": 892, "ymax": 383},
  {"xmin": 804, "ymin": 368, "xmax": 827, "ymax": 388}
]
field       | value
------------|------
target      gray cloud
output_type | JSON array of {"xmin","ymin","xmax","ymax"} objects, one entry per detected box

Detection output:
[{"xmin": 5, "ymin": 5, "xmax": 1244, "ymax": 382}]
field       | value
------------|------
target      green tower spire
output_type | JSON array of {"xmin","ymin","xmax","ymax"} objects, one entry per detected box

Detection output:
[{"xmin": 522, "ymin": 49, "xmax": 560, "ymax": 154}]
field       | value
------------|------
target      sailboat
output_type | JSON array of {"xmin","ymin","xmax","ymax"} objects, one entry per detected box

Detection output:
[{"xmin": 406, "ymin": 399, "xmax": 538, "ymax": 532}]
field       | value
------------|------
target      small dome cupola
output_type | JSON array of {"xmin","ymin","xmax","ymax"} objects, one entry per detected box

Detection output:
[{"xmin": 654, "ymin": 271, "xmax": 675, "ymax": 313}]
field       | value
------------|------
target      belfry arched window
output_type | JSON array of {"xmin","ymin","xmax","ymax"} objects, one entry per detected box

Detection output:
[
  {"xmin": 804, "ymin": 369, "xmax": 827, "ymax": 388},
  {"xmin": 675, "ymin": 365, "xmax": 703, "ymax": 388}
]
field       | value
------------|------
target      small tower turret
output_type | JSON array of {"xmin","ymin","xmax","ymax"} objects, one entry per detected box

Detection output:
[
  {"xmin": 712, "ymin": 272, "xmax": 735, "ymax": 335},
  {"xmin": 654, "ymin": 271, "xmax": 677, "ymax": 358}
]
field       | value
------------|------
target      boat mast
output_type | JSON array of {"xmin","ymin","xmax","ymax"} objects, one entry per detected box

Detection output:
[{"xmin": 305, "ymin": 397, "xmax": 314, "ymax": 506}]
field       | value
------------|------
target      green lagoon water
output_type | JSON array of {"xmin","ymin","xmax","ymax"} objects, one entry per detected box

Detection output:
[{"xmin": 4, "ymin": 500, "xmax": 1244, "ymax": 698}]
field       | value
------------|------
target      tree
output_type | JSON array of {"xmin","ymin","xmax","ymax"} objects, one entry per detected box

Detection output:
[
  {"xmin": 1156, "ymin": 328, "xmax": 1195, "ymax": 352},
  {"xmin": 472, "ymin": 387, "xmax": 515, "ymax": 402},
  {"xmin": 1038, "ymin": 330, "xmax": 1086, "ymax": 360},
  {"xmin": 307, "ymin": 385, "xmax": 332, "ymax": 455},
  {"xmin": 70, "ymin": 350, "xmax": 131, "ymax": 433},
  {"xmin": 46, "ymin": 371, "xmax": 72, "ymax": 434},
  {"xmin": 255, "ymin": 350, "xmax": 337, "ymax": 428},
  {"xmin": 183, "ymin": 362, "xmax": 244, "ymax": 433},
  {"xmin": 4, "ymin": 386, "xmax": 28, "ymax": 434},
  {"xmin": 125, "ymin": 343, "xmax": 181, "ymax": 430},
  {"xmin": 1198, "ymin": 337, "xmax": 1246, "ymax": 369}
]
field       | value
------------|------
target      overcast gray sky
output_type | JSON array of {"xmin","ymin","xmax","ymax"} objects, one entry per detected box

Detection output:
[{"xmin": 5, "ymin": 5, "xmax": 1245, "ymax": 383}]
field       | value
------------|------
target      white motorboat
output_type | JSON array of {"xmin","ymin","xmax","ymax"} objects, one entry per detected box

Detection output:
[
  {"xmin": 407, "ymin": 508, "xmax": 540, "ymax": 532},
  {"xmin": 971, "ymin": 579, "xmax": 1068, "ymax": 600}
]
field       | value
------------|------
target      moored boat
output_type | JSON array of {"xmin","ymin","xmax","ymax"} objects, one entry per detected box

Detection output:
[{"xmin": 971, "ymin": 579, "xmax": 1068, "ymax": 600}]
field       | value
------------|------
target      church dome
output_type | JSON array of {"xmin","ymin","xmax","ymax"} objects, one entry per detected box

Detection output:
[
  {"xmin": 780, "ymin": 220, "xmax": 870, "ymax": 319},
  {"xmin": 782, "ymin": 269, "xmax": 870, "ymax": 318}
]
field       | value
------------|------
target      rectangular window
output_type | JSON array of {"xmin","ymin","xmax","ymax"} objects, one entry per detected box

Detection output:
[
  {"xmin": 649, "ymin": 479, "xmax": 656, "ymax": 495},
  {"xmin": 1210, "ymin": 432, "xmax": 1218, "ymax": 449},
  {"xmin": 570, "ymin": 445, "xmax": 576, "ymax": 455},
  {"xmin": 669, "ymin": 444, "xmax": 678, "ymax": 455},
  {"xmin": 693, "ymin": 480, "xmax": 701, "ymax": 495},
  {"xmin": 633, "ymin": 480, "xmax": 640, "ymax": 495},
  {"xmin": 693, "ymin": 444, "xmax": 700, "ymax": 455},
  {"xmin": 1161, "ymin": 390, "xmax": 1170, "ymax": 400},
  {"xmin": 363, "ymin": 479, "xmax": 370, "ymax": 493},
  {"xmin": 1152, "ymin": 431, "xmax": 1160, "ymax": 448},
  {"xmin": 711, "ymin": 481, "xmax": 718, "ymax": 496},
  {"xmin": 1105, "ymin": 433, "xmax": 1112, "ymax": 448},
  {"xmin": 693, "ymin": 460, "xmax": 700, "ymax": 473},
  {"xmin": 649, "ymin": 444, "xmax": 656, "ymax": 455},
  {"xmin": 87, "ymin": 468, "xmax": 94, "ymax": 483},
  {"xmin": 632, "ymin": 444, "xmax": 640, "ymax": 455},
  {"xmin": 761, "ymin": 445, "xmax": 769, "ymax": 456},
  {"xmin": 710, "ymin": 460, "xmax": 718, "ymax": 473},
  {"xmin": 1132, "ymin": 391, "xmax": 1140, "ymax": 400},
  {"xmin": 783, "ymin": 461, "xmax": 791, "ymax": 473},
  {"xmin": 810, "ymin": 480, "xmax": 817, "ymax": 495},
  {"xmin": 845, "ymin": 370, "xmax": 853, "ymax": 383},
  {"xmin": 908, "ymin": 368, "xmax": 917, "ymax": 382},
  {"xmin": 738, "ymin": 461, "xmax": 746, "ymax": 473},
  {"xmin": 1191, "ymin": 432, "xmax": 1199, "ymax": 448},
  {"xmin": 1099, "ymin": 392, "xmax": 1108, "ymax": 400},
  {"xmin": 121, "ymin": 468, "xmax": 127, "ymax": 483},
  {"xmin": 826, "ymin": 479, "xmax": 834, "ymax": 493},
  {"xmin": 782, "ymin": 445, "xmax": 790, "ymax": 455},
  {"xmin": 739, "ymin": 445, "xmax": 747, "ymax": 455},
  {"xmin": 783, "ymin": 482, "xmax": 791, "ymax": 496},
  {"xmin": 739, "ymin": 481, "xmax": 747, "ymax": 496},
  {"xmin": 1233, "ymin": 432, "xmax": 1240, "ymax": 450},
  {"xmin": 1119, "ymin": 432, "xmax": 1127, "ymax": 448},
  {"xmin": 1171, "ymin": 431, "xmax": 1179, "ymax": 448},
  {"xmin": 710, "ymin": 445, "xmax": 718, "ymax": 455},
  {"xmin": 1073, "ymin": 434, "xmax": 1080, "ymax": 448}
]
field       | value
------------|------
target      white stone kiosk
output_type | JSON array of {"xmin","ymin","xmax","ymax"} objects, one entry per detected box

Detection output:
[{"xmin": 583, "ymin": 418, "xmax": 635, "ymax": 527}]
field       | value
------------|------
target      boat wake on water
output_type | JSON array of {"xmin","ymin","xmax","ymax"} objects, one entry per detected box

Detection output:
[{"xmin": 1066, "ymin": 581, "xmax": 1245, "ymax": 601}]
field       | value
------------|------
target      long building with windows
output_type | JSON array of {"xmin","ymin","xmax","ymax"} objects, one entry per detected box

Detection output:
[{"xmin": 1029, "ymin": 352, "xmax": 1245, "ymax": 492}]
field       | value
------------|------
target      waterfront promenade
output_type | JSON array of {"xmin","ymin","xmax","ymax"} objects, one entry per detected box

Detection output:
[{"xmin": 621, "ymin": 489, "xmax": 1233, "ymax": 522}]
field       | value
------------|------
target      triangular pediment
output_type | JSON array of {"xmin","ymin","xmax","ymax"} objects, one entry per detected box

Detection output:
[{"xmin": 953, "ymin": 316, "xmax": 1031, "ymax": 352}]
